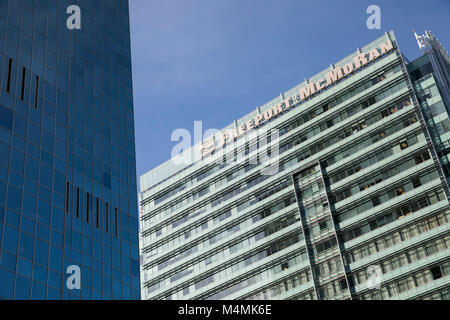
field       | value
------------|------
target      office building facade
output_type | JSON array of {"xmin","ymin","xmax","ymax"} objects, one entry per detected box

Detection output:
[
  {"xmin": 139, "ymin": 31, "xmax": 450, "ymax": 300},
  {"xmin": 0, "ymin": 0, "xmax": 140, "ymax": 299}
]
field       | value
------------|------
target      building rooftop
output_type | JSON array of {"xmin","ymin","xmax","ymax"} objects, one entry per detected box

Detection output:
[{"xmin": 140, "ymin": 31, "xmax": 397, "ymax": 193}]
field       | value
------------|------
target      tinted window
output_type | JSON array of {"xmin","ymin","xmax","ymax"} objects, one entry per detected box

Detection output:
[{"xmin": 0, "ymin": 105, "xmax": 13, "ymax": 130}]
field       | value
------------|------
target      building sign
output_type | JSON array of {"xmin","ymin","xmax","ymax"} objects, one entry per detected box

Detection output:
[{"xmin": 200, "ymin": 38, "xmax": 395, "ymax": 158}]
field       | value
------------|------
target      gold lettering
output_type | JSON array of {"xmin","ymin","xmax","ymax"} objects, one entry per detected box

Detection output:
[
  {"xmin": 343, "ymin": 62, "xmax": 354, "ymax": 75},
  {"xmin": 283, "ymin": 98, "xmax": 293, "ymax": 110},
  {"xmin": 380, "ymin": 39, "xmax": 394, "ymax": 54},
  {"xmin": 369, "ymin": 48, "xmax": 381, "ymax": 62},
  {"xmin": 201, "ymin": 138, "xmax": 215, "ymax": 157},
  {"xmin": 254, "ymin": 114, "xmax": 264, "ymax": 127},
  {"xmin": 272, "ymin": 103, "xmax": 283, "ymax": 116},
  {"xmin": 316, "ymin": 78, "xmax": 327, "ymax": 91},
  {"xmin": 299, "ymin": 82, "xmax": 316, "ymax": 100},
  {"xmin": 264, "ymin": 109, "xmax": 273, "ymax": 121},
  {"xmin": 247, "ymin": 119, "xmax": 255, "ymax": 131},
  {"xmin": 202, "ymin": 39, "xmax": 397, "ymax": 159},
  {"xmin": 325, "ymin": 67, "xmax": 343, "ymax": 85},
  {"xmin": 353, "ymin": 52, "xmax": 368, "ymax": 69},
  {"xmin": 232, "ymin": 128, "xmax": 239, "ymax": 140},
  {"xmin": 238, "ymin": 123, "xmax": 246, "ymax": 136},
  {"xmin": 221, "ymin": 132, "xmax": 229, "ymax": 146}
]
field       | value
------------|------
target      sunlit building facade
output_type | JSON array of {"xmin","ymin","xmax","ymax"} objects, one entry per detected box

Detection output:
[{"xmin": 139, "ymin": 31, "xmax": 450, "ymax": 300}]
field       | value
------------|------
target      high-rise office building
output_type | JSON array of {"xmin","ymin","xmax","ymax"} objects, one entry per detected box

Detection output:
[
  {"xmin": 0, "ymin": 0, "xmax": 140, "ymax": 299},
  {"xmin": 139, "ymin": 31, "xmax": 450, "ymax": 300},
  {"xmin": 408, "ymin": 31, "xmax": 450, "ymax": 186}
]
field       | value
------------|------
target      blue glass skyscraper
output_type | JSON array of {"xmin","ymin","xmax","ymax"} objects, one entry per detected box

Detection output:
[{"xmin": 0, "ymin": 0, "xmax": 140, "ymax": 299}]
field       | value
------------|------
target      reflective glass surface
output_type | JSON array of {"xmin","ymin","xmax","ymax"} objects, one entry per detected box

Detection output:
[{"xmin": 0, "ymin": 0, "xmax": 139, "ymax": 300}]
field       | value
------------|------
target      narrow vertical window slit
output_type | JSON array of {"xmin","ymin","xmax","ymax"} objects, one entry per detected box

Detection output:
[
  {"xmin": 115, "ymin": 208, "xmax": 118, "ymax": 237},
  {"xmin": 34, "ymin": 75, "xmax": 39, "ymax": 109},
  {"xmin": 65, "ymin": 182, "xmax": 70, "ymax": 213},
  {"xmin": 96, "ymin": 198, "xmax": 99, "ymax": 228},
  {"xmin": 105, "ymin": 203, "xmax": 109, "ymax": 233},
  {"xmin": 6, "ymin": 58, "xmax": 12, "ymax": 93},
  {"xmin": 20, "ymin": 67, "xmax": 26, "ymax": 100},
  {"xmin": 86, "ymin": 192, "xmax": 90, "ymax": 223},
  {"xmin": 76, "ymin": 187, "xmax": 80, "ymax": 218}
]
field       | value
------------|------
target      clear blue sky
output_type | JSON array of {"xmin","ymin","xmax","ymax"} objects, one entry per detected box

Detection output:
[{"xmin": 129, "ymin": 0, "xmax": 450, "ymax": 180}]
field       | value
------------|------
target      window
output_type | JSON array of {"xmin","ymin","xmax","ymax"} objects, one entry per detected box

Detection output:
[
  {"xmin": 391, "ymin": 105, "xmax": 399, "ymax": 114},
  {"xmin": 396, "ymin": 187, "xmax": 405, "ymax": 196},
  {"xmin": 34, "ymin": 75, "xmax": 39, "ymax": 109},
  {"xmin": 0, "ymin": 105, "xmax": 13, "ymax": 131},
  {"xmin": 76, "ymin": 187, "xmax": 79, "ymax": 218},
  {"xmin": 105, "ymin": 203, "xmax": 109, "ymax": 232},
  {"xmin": 96, "ymin": 198, "xmax": 99, "ymax": 228},
  {"xmin": 6, "ymin": 58, "xmax": 12, "ymax": 93},
  {"xmin": 412, "ymin": 177, "xmax": 422, "ymax": 188},
  {"xmin": 103, "ymin": 172, "xmax": 111, "ymax": 189},
  {"xmin": 369, "ymin": 220, "xmax": 378, "ymax": 231},
  {"xmin": 361, "ymin": 100, "xmax": 369, "ymax": 109},
  {"xmin": 339, "ymin": 279, "xmax": 348, "ymax": 290},
  {"xmin": 430, "ymin": 266, "xmax": 442, "ymax": 280},
  {"xmin": 414, "ymin": 154, "xmax": 424, "ymax": 164},
  {"xmin": 20, "ymin": 67, "xmax": 26, "ymax": 100},
  {"xmin": 115, "ymin": 208, "xmax": 118, "ymax": 237},
  {"xmin": 372, "ymin": 196, "xmax": 381, "ymax": 207},
  {"xmin": 400, "ymin": 141, "xmax": 409, "ymax": 150},
  {"xmin": 326, "ymin": 120, "xmax": 333, "ymax": 128},
  {"xmin": 86, "ymin": 192, "xmax": 90, "ymax": 223},
  {"xmin": 65, "ymin": 182, "xmax": 69, "ymax": 213},
  {"xmin": 442, "ymin": 119, "xmax": 450, "ymax": 133}
]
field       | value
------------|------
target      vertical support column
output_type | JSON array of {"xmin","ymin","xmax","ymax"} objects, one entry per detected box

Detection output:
[
  {"xmin": 317, "ymin": 162, "xmax": 353, "ymax": 299},
  {"xmin": 399, "ymin": 52, "xmax": 450, "ymax": 199},
  {"xmin": 291, "ymin": 171, "xmax": 319, "ymax": 300},
  {"xmin": 291, "ymin": 162, "xmax": 352, "ymax": 300}
]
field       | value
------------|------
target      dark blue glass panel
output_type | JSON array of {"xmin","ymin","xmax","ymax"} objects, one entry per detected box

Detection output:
[
  {"xmin": 14, "ymin": 275, "xmax": 31, "ymax": 299},
  {"xmin": 0, "ymin": 0, "xmax": 139, "ymax": 300},
  {"xmin": 0, "ymin": 105, "xmax": 13, "ymax": 131},
  {"xmin": 0, "ymin": 268, "xmax": 14, "ymax": 299}
]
